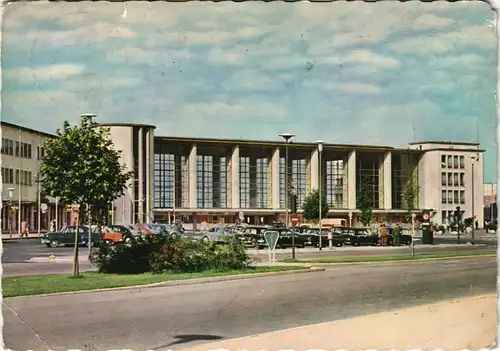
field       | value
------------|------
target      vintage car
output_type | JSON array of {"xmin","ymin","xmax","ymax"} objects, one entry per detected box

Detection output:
[
  {"xmin": 308, "ymin": 228, "xmax": 345, "ymax": 248},
  {"xmin": 101, "ymin": 225, "xmax": 144, "ymax": 245},
  {"xmin": 387, "ymin": 229, "xmax": 413, "ymax": 246},
  {"xmin": 199, "ymin": 227, "xmax": 236, "ymax": 244},
  {"xmin": 275, "ymin": 228, "xmax": 309, "ymax": 249},
  {"xmin": 341, "ymin": 228, "xmax": 379, "ymax": 246},
  {"xmin": 41, "ymin": 225, "xmax": 102, "ymax": 248}
]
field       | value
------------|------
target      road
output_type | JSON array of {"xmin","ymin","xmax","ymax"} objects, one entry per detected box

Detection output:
[{"xmin": 4, "ymin": 256, "xmax": 496, "ymax": 351}]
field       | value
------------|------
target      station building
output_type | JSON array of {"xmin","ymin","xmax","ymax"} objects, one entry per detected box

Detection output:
[{"xmin": 0, "ymin": 121, "xmax": 486, "ymax": 232}]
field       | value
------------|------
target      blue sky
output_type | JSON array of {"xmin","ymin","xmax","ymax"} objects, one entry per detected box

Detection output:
[{"xmin": 1, "ymin": 1, "xmax": 497, "ymax": 182}]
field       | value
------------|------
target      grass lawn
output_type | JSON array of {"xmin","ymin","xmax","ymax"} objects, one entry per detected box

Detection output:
[
  {"xmin": 281, "ymin": 250, "xmax": 496, "ymax": 264},
  {"xmin": 3, "ymin": 266, "xmax": 306, "ymax": 298}
]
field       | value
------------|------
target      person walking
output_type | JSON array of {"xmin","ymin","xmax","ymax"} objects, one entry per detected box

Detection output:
[
  {"xmin": 475, "ymin": 220, "xmax": 479, "ymax": 230},
  {"xmin": 393, "ymin": 222, "xmax": 401, "ymax": 247},
  {"xmin": 379, "ymin": 224, "xmax": 388, "ymax": 247},
  {"xmin": 49, "ymin": 219, "xmax": 56, "ymax": 233},
  {"xmin": 20, "ymin": 220, "xmax": 29, "ymax": 238}
]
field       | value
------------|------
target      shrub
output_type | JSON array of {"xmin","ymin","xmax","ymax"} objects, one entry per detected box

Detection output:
[
  {"xmin": 464, "ymin": 217, "xmax": 474, "ymax": 228},
  {"xmin": 90, "ymin": 234, "xmax": 252, "ymax": 274},
  {"xmin": 487, "ymin": 220, "xmax": 497, "ymax": 231}
]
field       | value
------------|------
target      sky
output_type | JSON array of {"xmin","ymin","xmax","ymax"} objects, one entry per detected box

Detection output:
[{"xmin": 1, "ymin": 1, "xmax": 497, "ymax": 182}]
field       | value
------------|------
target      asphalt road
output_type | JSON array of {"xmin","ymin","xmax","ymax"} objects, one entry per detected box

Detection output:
[{"xmin": 4, "ymin": 256, "xmax": 496, "ymax": 351}]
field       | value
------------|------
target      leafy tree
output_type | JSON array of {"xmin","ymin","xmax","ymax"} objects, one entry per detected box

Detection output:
[
  {"xmin": 302, "ymin": 188, "xmax": 329, "ymax": 222},
  {"xmin": 356, "ymin": 175, "xmax": 374, "ymax": 226},
  {"xmin": 40, "ymin": 116, "xmax": 134, "ymax": 276},
  {"xmin": 401, "ymin": 179, "xmax": 419, "ymax": 218}
]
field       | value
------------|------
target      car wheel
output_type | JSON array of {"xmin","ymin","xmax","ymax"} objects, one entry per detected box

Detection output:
[
  {"xmin": 49, "ymin": 239, "xmax": 59, "ymax": 248},
  {"xmin": 45, "ymin": 243, "xmax": 51, "ymax": 248},
  {"xmin": 337, "ymin": 242, "xmax": 344, "ymax": 247},
  {"xmin": 202, "ymin": 236, "xmax": 210, "ymax": 243},
  {"xmin": 124, "ymin": 236, "xmax": 134, "ymax": 244}
]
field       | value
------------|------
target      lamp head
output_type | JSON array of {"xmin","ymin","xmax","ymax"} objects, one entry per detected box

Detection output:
[
  {"xmin": 279, "ymin": 133, "xmax": 295, "ymax": 142},
  {"xmin": 315, "ymin": 140, "xmax": 325, "ymax": 152}
]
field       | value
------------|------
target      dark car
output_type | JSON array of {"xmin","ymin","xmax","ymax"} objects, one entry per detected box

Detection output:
[
  {"xmin": 387, "ymin": 229, "xmax": 413, "ymax": 246},
  {"xmin": 275, "ymin": 228, "xmax": 309, "ymax": 249},
  {"xmin": 309, "ymin": 228, "xmax": 345, "ymax": 248},
  {"xmin": 341, "ymin": 228, "xmax": 378, "ymax": 246},
  {"xmin": 41, "ymin": 225, "xmax": 102, "ymax": 248},
  {"xmin": 238, "ymin": 225, "xmax": 273, "ymax": 248}
]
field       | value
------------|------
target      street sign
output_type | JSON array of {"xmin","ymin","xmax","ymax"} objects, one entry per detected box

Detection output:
[
  {"xmin": 263, "ymin": 230, "xmax": 280, "ymax": 263},
  {"xmin": 422, "ymin": 213, "xmax": 430, "ymax": 221},
  {"xmin": 263, "ymin": 230, "xmax": 280, "ymax": 251},
  {"xmin": 411, "ymin": 213, "xmax": 416, "ymax": 219},
  {"xmin": 291, "ymin": 214, "xmax": 300, "ymax": 227},
  {"xmin": 238, "ymin": 211, "xmax": 244, "ymax": 221},
  {"xmin": 40, "ymin": 203, "xmax": 48, "ymax": 213}
]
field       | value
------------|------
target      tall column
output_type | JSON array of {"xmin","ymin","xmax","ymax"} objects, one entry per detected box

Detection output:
[
  {"xmin": 347, "ymin": 150, "xmax": 357, "ymax": 209},
  {"xmin": 231, "ymin": 146, "xmax": 240, "ymax": 208},
  {"xmin": 271, "ymin": 147, "xmax": 280, "ymax": 209},
  {"xmin": 146, "ymin": 128, "xmax": 154, "ymax": 222},
  {"xmin": 310, "ymin": 149, "xmax": 319, "ymax": 191},
  {"xmin": 138, "ymin": 128, "xmax": 144, "ymax": 222},
  {"xmin": 188, "ymin": 143, "xmax": 197, "ymax": 208},
  {"xmin": 382, "ymin": 151, "xmax": 392, "ymax": 209}
]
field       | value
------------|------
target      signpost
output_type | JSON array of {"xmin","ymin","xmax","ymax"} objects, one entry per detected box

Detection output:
[
  {"xmin": 238, "ymin": 211, "xmax": 244, "ymax": 222},
  {"xmin": 411, "ymin": 212, "xmax": 416, "ymax": 256},
  {"xmin": 291, "ymin": 213, "xmax": 300, "ymax": 227},
  {"xmin": 40, "ymin": 203, "xmax": 48, "ymax": 213},
  {"xmin": 348, "ymin": 211, "xmax": 353, "ymax": 227},
  {"xmin": 263, "ymin": 230, "xmax": 280, "ymax": 263}
]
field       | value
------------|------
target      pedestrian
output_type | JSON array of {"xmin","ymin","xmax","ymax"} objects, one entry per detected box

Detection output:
[
  {"xmin": 475, "ymin": 220, "xmax": 479, "ymax": 230},
  {"xmin": 379, "ymin": 224, "xmax": 388, "ymax": 247},
  {"xmin": 49, "ymin": 219, "xmax": 56, "ymax": 233},
  {"xmin": 393, "ymin": 222, "xmax": 401, "ymax": 247},
  {"xmin": 21, "ymin": 220, "xmax": 29, "ymax": 238}
]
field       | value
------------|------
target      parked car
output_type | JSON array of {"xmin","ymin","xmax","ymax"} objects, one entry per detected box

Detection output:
[
  {"xmin": 309, "ymin": 228, "xmax": 345, "ymax": 248},
  {"xmin": 238, "ymin": 225, "xmax": 273, "ymax": 248},
  {"xmin": 41, "ymin": 225, "xmax": 101, "ymax": 248},
  {"xmin": 341, "ymin": 228, "xmax": 378, "ymax": 246},
  {"xmin": 102, "ymin": 225, "xmax": 143, "ymax": 245},
  {"xmin": 387, "ymin": 229, "xmax": 413, "ymax": 246},
  {"xmin": 148, "ymin": 223, "xmax": 183, "ymax": 239},
  {"xmin": 275, "ymin": 228, "xmax": 309, "ymax": 249},
  {"xmin": 199, "ymin": 227, "xmax": 235, "ymax": 244}
]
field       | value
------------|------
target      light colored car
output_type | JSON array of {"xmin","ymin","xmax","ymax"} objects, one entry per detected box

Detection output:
[{"xmin": 199, "ymin": 227, "xmax": 234, "ymax": 244}]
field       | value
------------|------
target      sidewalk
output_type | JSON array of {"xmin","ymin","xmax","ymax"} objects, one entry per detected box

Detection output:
[
  {"xmin": 2, "ymin": 233, "xmax": 44, "ymax": 240},
  {"xmin": 178, "ymin": 294, "xmax": 496, "ymax": 351}
]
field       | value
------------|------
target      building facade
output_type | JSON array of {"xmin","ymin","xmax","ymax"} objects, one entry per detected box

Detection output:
[{"xmin": 1, "ymin": 121, "xmax": 486, "ymax": 232}]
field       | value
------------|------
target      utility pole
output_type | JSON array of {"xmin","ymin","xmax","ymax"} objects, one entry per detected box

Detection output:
[{"xmin": 279, "ymin": 133, "xmax": 295, "ymax": 259}]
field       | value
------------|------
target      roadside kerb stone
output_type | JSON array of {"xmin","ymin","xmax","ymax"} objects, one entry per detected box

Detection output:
[
  {"xmin": 5, "ymin": 266, "xmax": 325, "ymax": 300},
  {"xmin": 278, "ymin": 253, "xmax": 496, "ymax": 266}
]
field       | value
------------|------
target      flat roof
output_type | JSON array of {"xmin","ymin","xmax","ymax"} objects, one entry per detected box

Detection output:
[
  {"xmin": 1, "ymin": 120, "xmax": 56, "ymax": 138},
  {"xmin": 409, "ymin": 140, "xmax": 480, "ymax": 146},
  {"xmin": 98, "ymin": 122, "xmax": 156, "ymax": 129},
  {"xmin": 155, "ymin": 135, "xmax": 422, "ymax": 152}
]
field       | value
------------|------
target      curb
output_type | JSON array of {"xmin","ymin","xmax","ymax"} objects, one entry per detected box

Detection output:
[
  {"xmin": 280, "ymin": 253, "xmax": 497, "ymax": 266},
  {"xmin": 4, "ymin": 266, "xmax": 325, "ymax": 300}
]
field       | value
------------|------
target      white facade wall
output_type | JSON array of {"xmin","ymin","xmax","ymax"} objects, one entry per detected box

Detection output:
[
  {"xmin": 230, "ymin": 146, "xmax": 240, "ymax": 208},
  {"xmin": 271, "ymin": 147, "xmax": 280, "ymax": 209},
  {"xmin": 310, "ymin": 149, "xmax": 319, "ymax": 190}
]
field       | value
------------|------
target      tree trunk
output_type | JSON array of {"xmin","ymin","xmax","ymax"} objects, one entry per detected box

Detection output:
[{"xmin": 72, "ymin": 207, "xmax": 80, "ymax": 277}]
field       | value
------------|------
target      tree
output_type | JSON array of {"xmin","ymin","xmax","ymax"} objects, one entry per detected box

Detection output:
[
  {"xmin": 401, "ymin": 179, "xmax": 419, "ymax": 220},
  {"xmin": 302, "ymin": 188, "xmax": 329, "ymax": 222},
  {"xmin": 356, "ymin": 175, "xmax": 373, "ymax": 227},
  {"xmin": 40, "ymin": 116, "xmax": 134, "ymax": 276}
]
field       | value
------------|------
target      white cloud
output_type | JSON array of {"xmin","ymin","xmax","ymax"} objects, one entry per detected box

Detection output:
[
  {"xmin": 390, "ymin": 24, "xmax": 496, "ymax": 53},
  {"xmin": 303, "ymin": 80, "xmax": 380, "ymax": 94},
  {"xmin": 413, "ymin": 14, "xmax": 455, "ymax": 29},
  {"xmin": 15, "ymin": 64, "xmax": 85, "ymax": 81},
  {"xmin": 323, "ymin": 50, "xmax": 401, "ymax": 68},
  {"xmin": 222, "ymin": 69, "xmax": 281, "ymax": 92}
]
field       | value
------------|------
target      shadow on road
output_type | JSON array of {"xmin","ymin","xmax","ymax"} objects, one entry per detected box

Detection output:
[{"xmin": 153, "ymin": 334, "xmax": 224, "ymax": 348}]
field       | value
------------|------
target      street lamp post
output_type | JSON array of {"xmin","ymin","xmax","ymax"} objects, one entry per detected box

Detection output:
[
  {"xmin": 280, "ymin": 133, "xmax": 296, "ymax": 259},
  {"xmin": 315, "ymin": 140, "xmax": 325, "ymax": 251},
  {"xmin": 471, "ymin": 155, "xmax": 477, "ymax": 245},
  {"xmin": 8, "ymin": 188, "xmax": 14, "ymax": 237}
]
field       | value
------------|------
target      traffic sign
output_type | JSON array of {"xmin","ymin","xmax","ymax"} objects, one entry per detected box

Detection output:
[
  {"xmin": 238, "ymin": 211, "xmax": 244, "ymax": 221},
  {"xmin": 291, "ymin": 214, "xmax": 300, "ymax": 227},
  {"xmin": 411, "ymin": 213, "xmax": 416, "ymax": 218},
  {"xmin": 40, "ymin": 203, "xmax": 48, "ymax": 213},
  {"xmin": 263, "ymin": 230, "xmax": 280, "ymax": 251},
  {"xmin": 422, "ymin": 213, "xmax": 430, "ymax": 221}
]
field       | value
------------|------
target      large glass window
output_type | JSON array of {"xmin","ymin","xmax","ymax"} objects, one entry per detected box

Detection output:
[
  {"xmin": 239, "ymin": 157, "xmax": 250, "ymax": 208},
  {"xmin": 447, "ymin": 190, "xmax": 453, "ymax": 204},
  {"xmin": 447, "ymin": 173, "xmax": 453, "ymax": 186},
  {"xmin": 154, "ymin": 153, "xmax": 175, "ymax": 208},
  {"xmin": 453, "ymin": 173, "xmax": 459, "ymax": 186},
  {"xmin": 291, "ymin": 159, "xmax": 307, "ymax": 207},
  {"xmin": 459, "ymin": 156, "xmax": 465, "ymax": 169},
  {"xmin": 459, "ymin": 173, "xmax": 465, "ymax": 187},
  {"xmin": 392, "ymin": 153, "xmax": 418, "ymax": 209},
  {"xmin": 441, "ymin": 190, "xmax": 447, "ymax": 204},
  {"xmin": 441, "ymin": 172, "xmax": 447, "ymax": 186},
  {"xmin": 214, "ymin": 157, "xmax": 227, "ymax": 208},
  {"xmin": 197, "ymin": 155, "xmax": 213, "ymax": 208},
  {"xmin": 453, "ymin": 190, "xmax": 459, "ymax": 204},
  {"xmin": 447, "ymin": 155, "xmax": 453, "ymax": 168},
  {"xmin": 453, "ymin": 155, "xmax": 459, "ymax": 168},
  {"xmin": 460, "ymin": 190, "xmax": 465, "ymax": 204},
  {"xmin": 357, "ymin": 153, "xmax": 380, "ymax": 209},
  {"xmin": 256, "ymin": 158, "xmax": 268, "ymax": 208},
  {"xmin": 279, "ymin": 158, "xmax": 285, "ymax": 209},
  {"xmin": 325, "ymin": 160, "xmax": 344, "ymax": 208},
  {"xmin": 441, "ymin": 155, "xmax": 446, "ymax": 168}
]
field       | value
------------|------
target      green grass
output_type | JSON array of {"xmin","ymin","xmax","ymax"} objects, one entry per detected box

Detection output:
[
  {"xmin": 3, "ymin": 266, "xmax": 305, "ymax": 298},
  {"xmin": 281, "ymin": 250, "xmax": 496, "ymax": 264}
]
